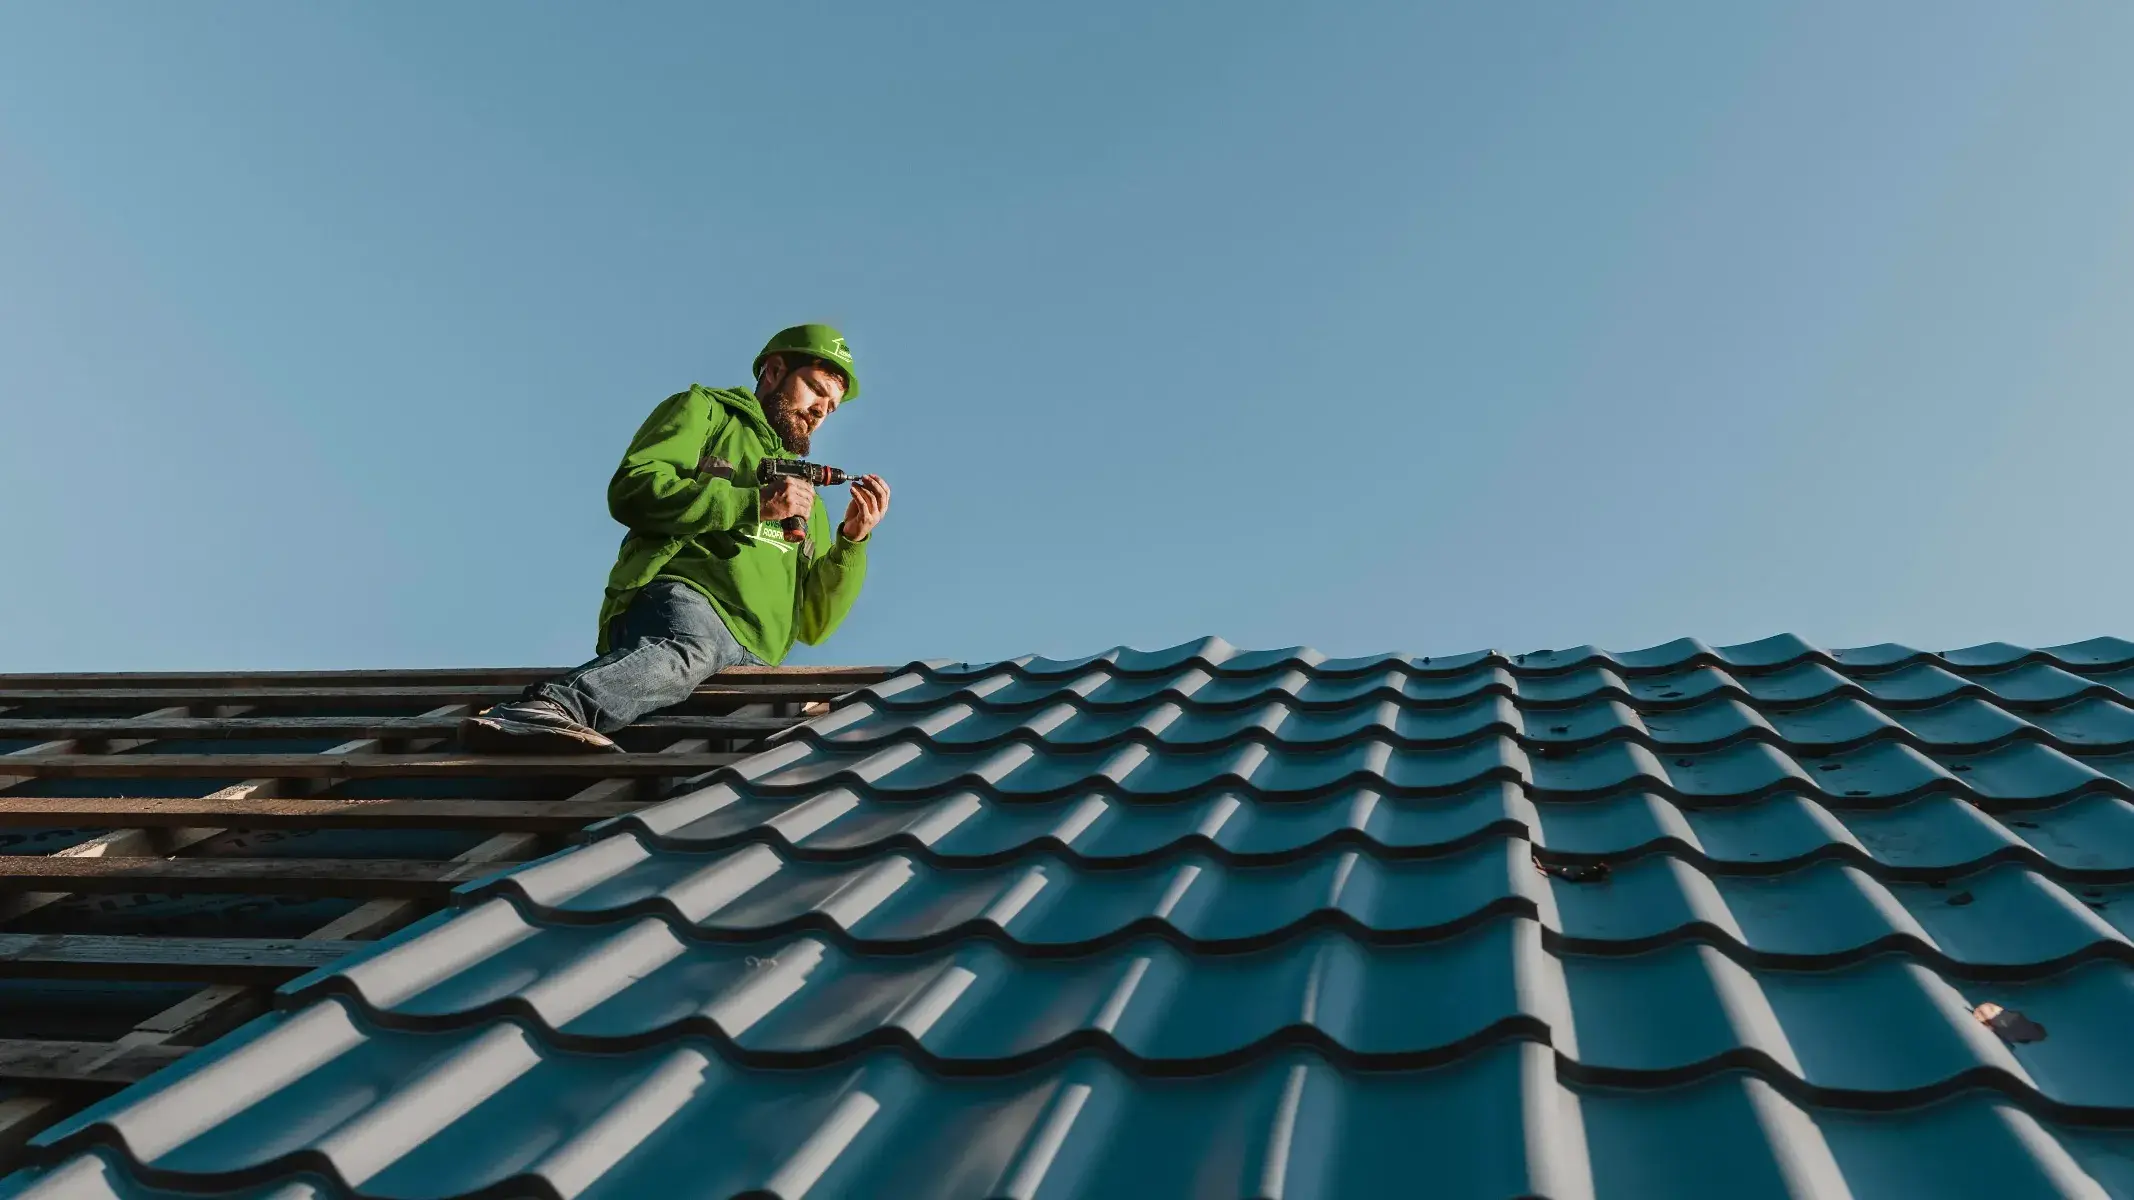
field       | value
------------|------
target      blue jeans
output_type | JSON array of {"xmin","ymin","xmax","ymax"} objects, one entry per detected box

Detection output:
[{"xmin": 527, "ymin": 580, "xmax": 763, "ymax": 733}]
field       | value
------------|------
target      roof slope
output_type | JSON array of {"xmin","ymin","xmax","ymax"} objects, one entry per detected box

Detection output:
[
  {"xmin": 9, "ymin": 635, "xmax": 2134, "ymax": 1199},
  {"xmin": 0, "ymin": 666, "xmax": 869, "ymax": 1161}
]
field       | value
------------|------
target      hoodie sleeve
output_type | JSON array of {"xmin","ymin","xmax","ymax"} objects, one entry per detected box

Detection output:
[
  {"xmin": 607, "ymin": 390, "xmax": 760, "ymax": 535},
  {"xmin": 795, "ymin": 503, "xmax": 870, "ymax": 645}
]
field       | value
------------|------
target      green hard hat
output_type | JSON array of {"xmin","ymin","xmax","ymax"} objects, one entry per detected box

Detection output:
[{"xmin": 754, "ymin": 323, "xmax": 859, "ymax": 401}]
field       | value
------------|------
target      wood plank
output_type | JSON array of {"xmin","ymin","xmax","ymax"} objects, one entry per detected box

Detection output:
[
  {"xmin": 0, "ymin": 713, "xmax": 797, "ymax": 741},
  {"xmin": 0, "ymin": 739, "xmax": 76, "ymax": 792},
  {"xmin": 0, "ymin": 665, "xmax": 891, "ymax": 688},
  {"xmin": 0, "ymin": 856, "xmax": 493, "ymax": 897},
  {"xmin": 0, "ymin": 709, "xmax": 453, "ymax": 927},
  {"xmin": 0, "ymin": 705, "xmax": 193, "ymax": 791},
  {"xmin": 0, "ymin": 1096, "xmax": 64, "ymax": 1172},
  {"xmin": 0, "ymin": 1039, "xmax": 190, "ymax": 1086},
  {"xmin": 115, "ymin": 735, "xmax": 722, "ymax": 1051},
  {"xmin": 0, "ymin": 933, "xmax": 358, "ymax": 983},
  {"xmin": 304, "ymin": 734, "xmax": 720, "ymax": 943},
  {"xmin": 54, "ymin": 711, "xmax": 525, "ymax": 1060},
  {"xmin": 0, "ymin": 795, "xmax": 646, "ymax": 830},
  {"xmin": 0, "ymin": 683, "xmax": 861, "ymax": 707},
  {"xmin": 0, "ymin": 751, "xmax": 743, "ymax": 779}
]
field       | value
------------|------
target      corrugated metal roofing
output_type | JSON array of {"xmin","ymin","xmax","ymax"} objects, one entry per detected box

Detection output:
[{"xmin": 9, "ymin": 635, "xmax": 2134, "ymax": 1199}]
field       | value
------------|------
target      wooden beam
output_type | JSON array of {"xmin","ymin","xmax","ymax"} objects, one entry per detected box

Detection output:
[
  {"xmin": 118, "ymin": 735, "xmax": 718, "ymax": 1050},
  {"xmin": 0, "ymin": 1096, "xmax": 64, "ymax": 1172},
  {"xmin": 0, "ymin": 1039, "xmax": 189, "ymax": 1086},
  {"xmin": 0, "ymin": 705, "xmax": 232, "ymax": 922},
  {"xmin": 0, "ymin": 740, "xmax": 76, "ymax": 792},
  {"xmin": 0, "ymin": 713, "xmax": 795, "ymax": 741},
  {"xmin": 0, "ymin": 709, "xmax": 459, "ymax": 924},
  {"xmin": 0, "ymin": 750, "xmax": 744, "ymax": 779},
  {"xmin": 303, "ymin": 735, "xmax": 720, "ymax": 942},
  {"xmin": 0, "ymin": 856, "xmax": 490, "ymax": 897},
  {"xmin": 0, "ymin": 665, "xmax": 890, "ymax": 688},
  {"xmin": 66, "ymin": 709, "xmax": 520, "ymax": 1058},
  {"xmin": 0, "ymin": 696, "xmax": 708, "ymax": 1135},
  {"xmin": 0, "ymin": 794, "xmax": 646, "ymax": 831},
  {"xmin": 0, "ymin": 704, "xmax": 193, "ymax": 790},
  {"xmin": 0, "ymin": 683, "xmax": 864, "ymax": 708},
  {"xmin": 0, "ymin": 933, "xmax": 358, "ymax": 983}
]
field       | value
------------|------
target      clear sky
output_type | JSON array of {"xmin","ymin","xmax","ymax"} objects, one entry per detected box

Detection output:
[{"xmin": 4, "ymin": 3, "xmax": 2132, "ymax": 671}]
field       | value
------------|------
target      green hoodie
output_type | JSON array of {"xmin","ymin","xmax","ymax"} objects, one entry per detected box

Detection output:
[{"xmin": 595, "ymin": 384, "xmax": 870, "ymax": 664}]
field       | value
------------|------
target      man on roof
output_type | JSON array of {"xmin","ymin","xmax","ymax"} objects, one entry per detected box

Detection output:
[{"xmin": 461, "ymin": 323, "xmax": 889, "ymax": 753}]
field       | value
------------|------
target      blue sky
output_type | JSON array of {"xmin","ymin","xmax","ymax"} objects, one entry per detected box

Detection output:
[{"xmin": 4, "ymin": 3, "xmax": 2132, "ymax": 670}]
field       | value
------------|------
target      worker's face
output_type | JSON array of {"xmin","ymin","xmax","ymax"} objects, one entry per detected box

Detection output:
[{"xmin": 759, "ymin": 357, "xmax": 845, "ymax": 455}]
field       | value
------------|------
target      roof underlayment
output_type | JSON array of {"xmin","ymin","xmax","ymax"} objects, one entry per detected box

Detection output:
[{"xmin": 6, "ymin": 636, "xmax": 2134, "ymax": 1198}]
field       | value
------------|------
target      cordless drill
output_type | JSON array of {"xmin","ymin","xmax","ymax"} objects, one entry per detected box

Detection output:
[{"xmin": 758, "ymin": 458, "xmax": 861, "ymax": 542}]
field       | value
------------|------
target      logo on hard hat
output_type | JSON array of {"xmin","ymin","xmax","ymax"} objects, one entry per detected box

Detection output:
[{"xmin": 827, "ymin": 337, "xmax": 850, "ymax": 362}]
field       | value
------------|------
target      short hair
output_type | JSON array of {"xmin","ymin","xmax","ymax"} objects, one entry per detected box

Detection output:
[{"xmin": 759, "ymin": 352, "xmax": 849, "ymax": 396}]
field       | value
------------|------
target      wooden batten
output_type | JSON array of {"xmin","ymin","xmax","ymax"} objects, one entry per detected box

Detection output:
[
  {"xmin": 0, "ymin": 665, "xmax": 880, "ymax": 1157},
  {"xmin": 0, "ymin": 795, "xmax": 647, "ymax": 831},
  {"xmin": 0, "ymin": 933, "xmax": 361, "ymax": 983},
  {"xmin": 0, "ymin": 751, "xmax": 745, "ymax": 779},
  {"xmin": 0, "ymin": 1039, "xmax": 191, "ymax": 1086},
  {"xmin": 0, "ymin": 665, "xmax": 891, "ymax": 689},
  {"xmin": 0, "ymin": 713, "xmax": 794, "ymax": 741},
  {"xmin": 0, "ymin": 855, "xmax": 498, "ymax": 897},
  {"xmin": 0, "ymin": 682, "xmax": 868, "ymax": 708}
]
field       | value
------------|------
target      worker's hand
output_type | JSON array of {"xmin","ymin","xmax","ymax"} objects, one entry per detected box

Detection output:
[
  {"xmin": 839, "ymin": 475, "xmax": 890, "ymax": 542},
  {"xmin": 759, "ymin": 475, "xmax": 815, "ymax": 523}
]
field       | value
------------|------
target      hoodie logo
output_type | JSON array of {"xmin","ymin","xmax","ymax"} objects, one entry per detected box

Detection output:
[{"xmin": 745, "ymin": 522, "xmax": 797, "ymax": 554}]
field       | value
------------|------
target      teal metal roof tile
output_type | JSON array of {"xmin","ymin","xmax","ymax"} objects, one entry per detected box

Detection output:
[
  {"xmin": 1867, "ymin": 697, "xmax": 2031, "ymax": 747},
  {"xmin": 17, "ymin": 1036, "xmax": 2134, "ymax": 1199},
  {"xmin": 2038, "ymin": 637, "xmax": 2134, "ymax": 669},
  {"xmin": 2027, "ymin": 696, "xmax": 2134, "ymax": 746},
  {"xmin": 1941, "ymin": 742, "xmax": 2113, "ymax": 798},
  {"xmin": 14, "ymin": 635, "xmax": 2134, "ymax": 1199},
  {"xmin": 1732, "ymin": 660, "xmax": 1856, "ymax": 704},
  {"xmin": 264, "ymin": 916, "xmax": 2134, "ymax": 1110},
  {"xmin": 1708, "ymin": 633, "xmax": 1825, "ymax": 666}
]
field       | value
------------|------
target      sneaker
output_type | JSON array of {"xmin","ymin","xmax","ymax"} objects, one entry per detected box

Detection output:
[{"xmin": 459, "ymin": 699, "xmax": 623, "ymax": 754}]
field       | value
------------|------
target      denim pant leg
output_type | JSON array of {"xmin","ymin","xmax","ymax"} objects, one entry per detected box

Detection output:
[{"xmin": 530, "ymin": 581, "xmax": 763, "ymax": 733}]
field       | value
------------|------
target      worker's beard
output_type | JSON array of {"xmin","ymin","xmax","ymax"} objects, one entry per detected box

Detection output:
[{"xmin": 762, "ymin": 388, "xmax": 814, "ymax": 456}]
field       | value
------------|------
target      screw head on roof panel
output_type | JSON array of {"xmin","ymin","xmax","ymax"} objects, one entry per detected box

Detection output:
[
  {"xmin": 1532, "ymin": 855, "xmax": 1609, "ymax": 883},
  {"xmin": 1973, "ymin": 1002, "xmax": 2046, "ymax": 1043}
]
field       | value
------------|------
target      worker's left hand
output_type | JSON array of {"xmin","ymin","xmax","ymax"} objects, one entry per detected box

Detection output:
[{"xmin": 838, "ymin": 475, "xmax": 890, "ymax": 542}]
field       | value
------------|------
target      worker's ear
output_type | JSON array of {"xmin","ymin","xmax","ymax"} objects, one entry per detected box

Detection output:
[{"xmin": 756, "ymin": 354, "xmax": 788, "ymax": 393}]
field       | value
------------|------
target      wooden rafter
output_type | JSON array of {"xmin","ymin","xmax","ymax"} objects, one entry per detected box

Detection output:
[
  {"xmin": 0, "ymin": 665, "xmax": 889, "ymax": 688},
  {"xmin": 0, "ymin": 933, "xmax": 361, "ymax": 983},
  {"xmin": 0, "ymin": 795, "xmax": 646, "ymax": 831},
  {"xmin": 0, "ymin": 1039, "xmax": 189, "ymax": 1086},
  {"xmin": 0, "ymin": 855, "xmax": 494, "ymax": 896},
  {"xmin": 0, "ymin": 682, "xmax": 863, "ymax": 707},
  {"xmin": 0, "ymin": 668, "xmax": 860, "ymax": 1141},
  {"xmin": 0, "ymin": 751, "xmax": 744, "ymax": 779},
  {"xmin": 0, "ymin": 713, "xmax": 793, "ymax": 741}
]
